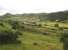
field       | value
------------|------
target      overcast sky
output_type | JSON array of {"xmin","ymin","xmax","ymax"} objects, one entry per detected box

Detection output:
[{"xmin": 0, "ymin": 0, "xmax": 68, "ymax": 15}]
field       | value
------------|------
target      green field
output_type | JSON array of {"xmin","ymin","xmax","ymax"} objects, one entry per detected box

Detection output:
[
  {"xmin": 0, "ymin": 31, "xmax": 63, "ymax": 50},
  {"xmin": 0, "ymin": 12, "xmax": 68, "ymax": 50},
  {"xmin": 0, "ymin": 21, "xmax": 65, "ymax": 50}
]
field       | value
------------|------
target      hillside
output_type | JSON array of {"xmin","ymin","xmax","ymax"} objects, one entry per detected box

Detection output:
[{"xmin": 0, "ymin": 10, "xmax": 68, "ymax": 50}]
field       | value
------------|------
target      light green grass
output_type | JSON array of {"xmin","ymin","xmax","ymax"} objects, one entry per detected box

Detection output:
[
  {"xmin": 22, "ymin": 31, "xmax": 62, "ymax": 50},
  {"xmin": 0, "ymin": 31, "xmax": 63, "ymax": 50},
  {"xmin": 0, "ymin": 19, "xmax": 65, "ymax": 50}
]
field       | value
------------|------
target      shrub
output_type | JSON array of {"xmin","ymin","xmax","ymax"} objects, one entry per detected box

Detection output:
[
  {"xmin": 64, "ymin": 27, "xmax": 68, "ymax": 29},
  {"xmin": 0, "ymin": 24, "xmax": 22, "ymax": 44},
  {"xmin": 54, "ymin": 23, "xmax": 59, "ymax": 27},
  {"xmin": 60, "ymin": 30, "xmax": 68, "ymax": 42},
  {"xmin": 0, "ymin": 22, "xmax": 4, "ymax": 26},
  {"xmin": 44, "ymin": 24, "xmax": 48, "ymax": 26},
  {"xmin": 50, "ymin": 28, "xmax": 56, "ymax": 30},
  {"xmin": 16, "ymin": 31, "xmax": 22, "ymax": 35},
  {"xmin": 59, "ymin": 27, "xmax": 64, "ymax": 30},
  {"xmin": 33, "ymin": 42, "xmax": 38, "ymax": 45},
  {"xmin": 42, "ymin": 32, "xmax": 48, "ymax": 35},
  {"xmin": 60, "ymin": 31, "xmax": 68, "ymax": 50},
  {"xmin": 0, "ymin": 31, "xmax": 22, "ymax": 44},
  {"xmin": 38, "ymin": 24, "xmax": 42, "ymax": 27}
]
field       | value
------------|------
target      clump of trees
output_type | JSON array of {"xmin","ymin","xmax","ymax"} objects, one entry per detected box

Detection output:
[
  {"xmin": 47, "ymin": 11, "xmax": 68, "ymax": 21},
  {"xmin": 60, "ymin": 29, "xmax": 68, "ymax": 50},
  {"xmin": 0, "ymin": 31, "xmax": 22, "ymax": 44},
  {"xmin": 0, "ymin": 21, "xmax": 22, "ymax": 44}
]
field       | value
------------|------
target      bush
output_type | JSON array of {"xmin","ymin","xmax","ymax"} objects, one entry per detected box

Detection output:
[
  {"xmin": 0, "ymin": 22, "xmax": 4, "ymax": 26},
  {"xmin": 64, "ymin": 27, "xmax": 68, "ymax": 29},
  {"xmin": 60, "ymin": 31, "xmax": 68, "ymax": 50},
  {"xmin": 44, "ymin": 24, "xmax": 48, "ymax": 26},
  {"xmin": 38, "ymin": 24, "xmax": 42, "ymax": 27},
  {"xmin": 59, "ymin": 27, "xmax": 64, "ymax": 30},
  {"xmin": 42, "ymin": 32, "xmax": 49, "ymax": 35},
  {"xmin": 0, "ymin": 31, "xmax": 21, "ymax": 44},
  {"xmin": 16, "ymin": 31, "xmax": 22, "ymax": 35},
  {"xmin": 0, "ymin": 19, "xmax": 22, "ymax": 44},
  {"xmin": 60, "ymin": 30, "xmax": 68, "ymax": 42},
  {"xmin": 33, "ymin": 42, "xmax": 38, "ymax": 45},
  {"xmin": 50, "ymin": 28, "xmax": 56, "ymax": 30},
  {"xmin": 54, "ymin": 23, "xmax": 59, "ymax": 27},
  {"xmin": 0, "ymin": 19, "xmax": 24, "ymax": 44}
]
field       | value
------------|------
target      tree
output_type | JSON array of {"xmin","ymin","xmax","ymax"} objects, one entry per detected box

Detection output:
[{"xmin": 0, "ymin": 21, "xmax": 22, "ymax": 44}]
